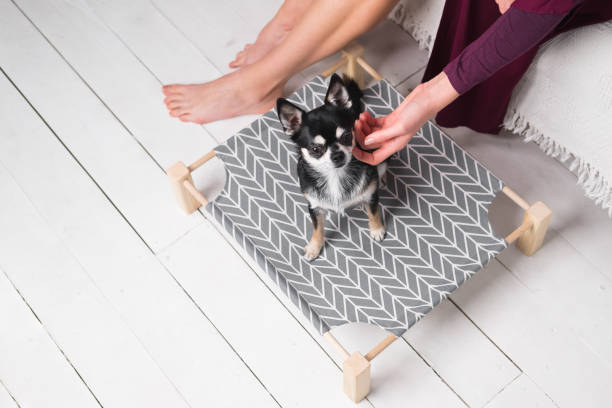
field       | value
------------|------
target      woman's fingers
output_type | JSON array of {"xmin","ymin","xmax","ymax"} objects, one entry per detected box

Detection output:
[
  {"xmin": 353, "ymin": 143, "xmax": 395, "ymax": 165},
  {"xmin": 354, "ymin": 134, "xmax": 413, "ymax": 165},
  {"xmin": 361, "ymin": 111, "xmax": 381, "ymax": 129},
  {"xmin": 354, "ymin": 121, "xmax": 366, "ymax": 147},
  {"xmin": 352, "ymin": 145, "xmax": 380, "ymax": 165},
  {"xmin": 363, "ymin": 122, "xmax": 405, "ymax": 146},
  {"xmin": 354, "ymin": 121, "xmax": 383, "ymax": 149},
  {"xmin": 361, "ymin": 117, "xmax": 372, "ymax": 135}
]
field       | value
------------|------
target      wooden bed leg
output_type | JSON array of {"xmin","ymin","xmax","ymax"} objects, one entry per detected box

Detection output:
[
  {"xmin": 516, "ymin": 201, "xmax": 552, "ymax": 256},
  {"xmin": 502, "ymin": 187, "xmax": 552, "ymax": 256},
  {"xmin": 342, "ymin": 42, "xmax": 366, "ymax": 89},
  {"xmin": 167, "ymin": 161, "xmax": 201, "ymax": 214},
  {"xmin": 322, "ymin": 41, "xmax": 383, "ymax": 88},
  {"xmin": 343, "ymin": 352, "xmax": 371, "ymax": 403},
  {"xmin": 324, "ymin": 331, "xmax": 397, "ymax": 402}
]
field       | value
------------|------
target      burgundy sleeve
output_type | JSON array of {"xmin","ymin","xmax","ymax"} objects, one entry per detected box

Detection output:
[{"xmin": 443, "ymin": 6, "xmax": 567, "ymax": 95}]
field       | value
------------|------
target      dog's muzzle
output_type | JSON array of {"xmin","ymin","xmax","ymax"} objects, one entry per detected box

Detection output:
[{"xmin": 331, "ymin": 150, "xmax": 346, "ymax": 168}]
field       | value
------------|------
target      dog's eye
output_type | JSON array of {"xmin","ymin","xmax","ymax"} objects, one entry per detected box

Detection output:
[
  {"xmin": 339, "ymin": 131, "xmax": 353, "ymax": 146},
  {"xmin": 309, "ymin": 144, "xmax": 325, "ymax": 155}
]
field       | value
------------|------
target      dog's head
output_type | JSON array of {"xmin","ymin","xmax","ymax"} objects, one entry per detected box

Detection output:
[{"xmin": 276, "ymin": 74, "xmax": 364, "ymax": 169}]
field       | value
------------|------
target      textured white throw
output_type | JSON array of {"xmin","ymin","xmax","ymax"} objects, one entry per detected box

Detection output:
[{"xmin": 389, "ymin": 1, "xmax": 612, "ymax": 215}]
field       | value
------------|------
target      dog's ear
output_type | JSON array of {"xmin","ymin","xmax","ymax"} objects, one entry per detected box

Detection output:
[
  {"xmin": 276, "ymin": 98, "xmax": 305, "ymax": 136},
  {"xmin": 325, "ymin": 73, "xmax": 351, "ymax": 108},
  {"xmin": 325, "ymin": 74, "xmax": 364, "ymax": 115}
]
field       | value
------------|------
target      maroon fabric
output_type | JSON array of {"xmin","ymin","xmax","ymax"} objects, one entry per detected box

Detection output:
[
  {"xmin": 513, "ymin": 0, "xmax": 576, "ymax": 14},
  {"xmin": 422, "ymin": 0, "xmax": 612, "ymax": 134},
  {"xmin": 443, "ymin": 7, "xmax": 565, "ymax": 95}
]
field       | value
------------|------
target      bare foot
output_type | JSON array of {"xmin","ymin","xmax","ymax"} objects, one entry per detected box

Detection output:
[
  {"xmin": 162, "ymin": 69, "xmax": 282, "ymax": 124},
  {"xmin": 229, "ymin": 18, "xmax": 292, "ymax": 69}
]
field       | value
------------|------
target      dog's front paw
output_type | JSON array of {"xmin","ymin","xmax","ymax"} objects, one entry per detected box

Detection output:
[
  {"xmin": 304, "ymin": 242, "xmax": 323, "ymax": 261},
  {"xmin": 370, "ymin": 226, "xmax": 386, "ymax": 242}
]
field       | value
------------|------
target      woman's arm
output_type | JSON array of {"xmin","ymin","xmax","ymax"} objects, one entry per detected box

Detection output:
[
  {"xmin": 353, "ymin": 5, "xmax": 569, "ymax": 165},
  {"xmin": 444, "ymin": 6, "xmax": 566, "ymax": 95}
]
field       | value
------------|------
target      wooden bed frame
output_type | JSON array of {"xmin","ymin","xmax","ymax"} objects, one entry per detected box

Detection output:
[{"xmin": 166, "ymin": 42, "xmax": 552, "ymax": 403}]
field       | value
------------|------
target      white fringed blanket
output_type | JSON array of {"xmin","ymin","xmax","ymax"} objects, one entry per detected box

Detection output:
[{"xmin": 389, "ymin": 2, "xmax": 612, "ymax": 215}]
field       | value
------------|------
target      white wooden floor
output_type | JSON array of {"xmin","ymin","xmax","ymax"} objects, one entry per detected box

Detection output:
[{"xmin": 1, "ymin": 1, "xmax": 611, "ymax": 407}]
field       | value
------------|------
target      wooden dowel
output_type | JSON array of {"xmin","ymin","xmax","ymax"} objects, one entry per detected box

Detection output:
[
  {"xmin": 322, "ymin": 57, "xmax": 347, "ymax": 77},
  {"xmin": 502, "ymin": 186, "xmax": 530, "ymax": 211},
  {"xmin": 183, "ymin": 179, "xmax": 209, "ymax": 207},
  {"xmin": 505, "ymin": 218, "xmax": 533, "ymax": 244},
  {"xmin": 356, "ymin": 57, "xmax": 383, "ymax": 82},
  {"xmin": 323, "ymin": 332, "xmax": 351, "ymax": 360},
  {"xmin": 364, "ymin": 334, "xmax": 397, "ymax": 361},
  {"xmin": 188, "ymin": 150, "xmax": 216, "ymax": 172}
]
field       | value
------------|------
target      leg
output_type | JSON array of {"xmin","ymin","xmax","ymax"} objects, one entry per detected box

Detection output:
[
  {"xmin": 229, "ymin": 0, "xmax": 314, "ymax": 68},
  {"xmin": 304, "ymin": 206, "xmax": 326, "ymax": 261},
  {"xmin": 343, "ymin": 352, "xmax": 371, "ymax": 402},
  {"xmin": 167, "ymin": 162, "xmax": 200, "ymax": 214},
  {"xmin": 163, "ymin": 0, "xmax": 398, "ymax": 124},
  {"xmin": 367, "ymin": 189, "xmax": 385, "ymax": 241},
  {"xmin": 516, "ymin": 201, "xmax": 552, "ymax": 256}
]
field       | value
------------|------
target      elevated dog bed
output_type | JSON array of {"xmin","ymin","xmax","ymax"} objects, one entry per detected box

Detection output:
[
  {"xmin": 209, "ymin": 75, "xmax": 506, "ymax": 335},
  {"xmin": 167, "ymin": 71, "xmax": 551, "ymax": 402}
]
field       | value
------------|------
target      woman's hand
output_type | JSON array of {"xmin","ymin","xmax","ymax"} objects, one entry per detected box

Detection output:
[
  {"xmin": 353, "ymin": 72, "xmax": 459, "ymax": 165},
  {"xmin": 352, "ymin": 96, "xmax": 429, "ymax": 165}
]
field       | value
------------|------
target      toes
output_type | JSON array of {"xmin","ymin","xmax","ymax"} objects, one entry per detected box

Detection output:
[
  {"xmin": 162, "ymin": 84, "xmax": 183, "ymax": 96},
  {"xmin": 177, "ymin": 113, "xmax": 205, "ymax": 124},
  {"xmin": 169, "ymin": 108, "xmax": 186, "ymax": 118},
  {"xmin": 164, "ymin": 96, "xmax": 181, "ymax": 104},
  {"xmin": 229, "ymin": 44, "xmax": 252, "ymax": 68},
  {"xmin": 166, "ymin": 101, "xmax": 184, "ymax": 110},
  {"xmin": 370, "ymin": 227, "xmax": 386, "ymax": 242},
  {"xmin": 229, "ymin": 53, "xmax": 246, "ymax": 68},
  {"xmin": 178, "ymin": 113, "xmax": 195, "ymax": 123}
]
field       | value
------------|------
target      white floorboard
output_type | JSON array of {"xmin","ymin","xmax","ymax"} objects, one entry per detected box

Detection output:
[
  {"xmin": 0, "ymin": 383, "xmax": 18, "ymax": 408},
  {"xmin": 0, "ymin": 0, "xmax": 205, "ymax": 253},
  {"xmin": 0, "ymin": 140, "xmax": 188, "ymax": 408},
  {"xmin": 11, "ymin": 0, "xmax": 216, "ymax": 170},
  {"xmin": 485, "ymin": 375, "xmax": 556, "ymax": 408},
  {"xmin": 2, "ymin": 0, "xmax": 611, "ymax": 407},
  {"xmin": 0, "ymin": 70, "xmax": 275, "ymax": 408},
  {"xmin": 0, "ymin": 271, "xmax": 100, "ymax": 408},
  {"xmin": 151, "ymin": 0, "xmax": 260, "ymax": 76},
  {"xmin": 403, "ymin": 300, "xmax": 520, "ymax": 407},
  {"xmin": 451, "ymin": 258, "xmax": 612, "ymax": 408}
]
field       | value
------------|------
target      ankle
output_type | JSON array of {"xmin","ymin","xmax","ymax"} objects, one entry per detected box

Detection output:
[
  {"xmin": 239, "ymin": 64, "xmax": 284, "ymax": 98},
  {"xmin": 270, "ymin": 14, "xmax": 297, "ymax": 34}
]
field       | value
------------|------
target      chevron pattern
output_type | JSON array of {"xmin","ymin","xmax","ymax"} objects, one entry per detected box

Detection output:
[{"xmin": 206, "ymin": 76, "xmax": 506, "ymax": 336}]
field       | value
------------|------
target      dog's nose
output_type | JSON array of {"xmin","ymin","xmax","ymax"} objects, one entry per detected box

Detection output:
[{"xmin": 331, "ymin": 150, "xmax": 345, "ymax": 167}]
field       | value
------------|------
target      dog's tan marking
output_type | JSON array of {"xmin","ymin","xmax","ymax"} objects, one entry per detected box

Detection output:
[
  {"xmin": 304, "ymin": 211, "xmax": 326, "ymax": 261},
  {"xmin": 366, "ymin": 202, "xmax": 385, "ymax": 242}
]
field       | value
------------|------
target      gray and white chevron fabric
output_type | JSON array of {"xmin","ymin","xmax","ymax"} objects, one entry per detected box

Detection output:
[{"xmin": 206, "ymin": 76, "xmax": 506, "ymax": 336}]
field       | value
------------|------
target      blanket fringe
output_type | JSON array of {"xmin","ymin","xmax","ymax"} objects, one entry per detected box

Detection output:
[
  {"xmin": 403, "ymin": 21, "xmax": 434, "ymax": 51},
  {"xmin": 503, "ymin": 110, "xmax": 612, "ymax": 217},
  {"xmin": 388, "ymin": 6, "xmax": 434, "ymax": 51}
]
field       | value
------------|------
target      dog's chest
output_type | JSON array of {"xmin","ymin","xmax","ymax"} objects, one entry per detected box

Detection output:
[{"xmin": 304, "ymin": 170, "xmax": 374, "ymax": 212}]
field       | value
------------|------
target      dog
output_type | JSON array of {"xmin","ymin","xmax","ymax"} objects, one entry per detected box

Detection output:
[{"xmin": 276, "ymin": 74, "xmax": 387, "ymax": 261}]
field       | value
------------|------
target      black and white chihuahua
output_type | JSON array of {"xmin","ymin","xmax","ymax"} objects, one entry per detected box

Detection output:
[{"xmin": 276, "ymin": 74, "xmax": 387, "ymax": 261}]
